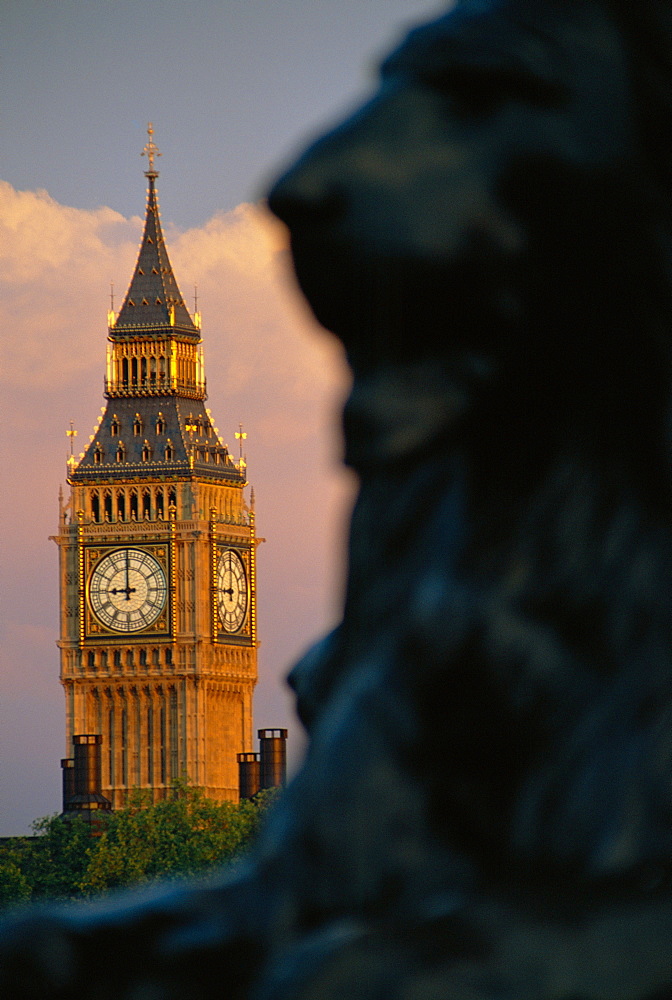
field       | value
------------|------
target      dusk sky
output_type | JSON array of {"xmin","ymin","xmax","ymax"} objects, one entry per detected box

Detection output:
[{"xmin": 0, "ymin": 0, "xmax": 446, "ymax": 834}]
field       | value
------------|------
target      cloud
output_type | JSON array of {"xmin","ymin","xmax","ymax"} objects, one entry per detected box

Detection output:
[
  {"xmin": 0, "ymin": 182, "xmax": 130, "ymax": 281},
  {"xmin": 0, "ymin": 181, "xmax": 139, "ymax": 387},
  {"xmin": 169, "ymin": 203, "xmax": 347, "ymax": 418},
  {"xmin": 0, "ymin": 181, "xmax": 347, "ymax": 429}
]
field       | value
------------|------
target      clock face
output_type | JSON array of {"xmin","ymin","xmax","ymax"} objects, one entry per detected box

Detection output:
[
  {"xmin": 217, "ymin": 549, "xmax": 248, "ymax": 633},
  {"xmin": 89, "ymin": 548, "xmax": 167, "ymax": 632}
]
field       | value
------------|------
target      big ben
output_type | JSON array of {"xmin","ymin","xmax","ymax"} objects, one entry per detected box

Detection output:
[{"xmin": 54, "ymin": 126, "xmax": 258, "ymax": 807}]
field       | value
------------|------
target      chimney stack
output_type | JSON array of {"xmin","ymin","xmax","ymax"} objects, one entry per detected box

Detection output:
[
  {"xmin": 237, "ymin": 751, "xmax": 261, "ymax": 799},
  {"xmin": 62, "ymin": 734, "xmax": 112, "ymax": 828},
  {"xmin": 61, "ymin": 757, "xmax": 75, "ymax": 812},
  {"xmin": 258, "ymin": 729, "xmax": 287, "ymax": 790}
]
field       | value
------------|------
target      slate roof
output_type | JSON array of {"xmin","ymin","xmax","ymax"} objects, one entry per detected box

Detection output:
[
  {"xmin": 70, "ymin": 396, "xmax": 243, "ymax": 484},
  {"xmin": 112, "ymin": 175, "xmax": 198, "ymax": 337}
]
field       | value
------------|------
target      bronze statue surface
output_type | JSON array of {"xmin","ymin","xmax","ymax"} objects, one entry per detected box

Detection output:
[{"xmin": 2, "ymin": 1, "xmax": 672, "ymax": 996}]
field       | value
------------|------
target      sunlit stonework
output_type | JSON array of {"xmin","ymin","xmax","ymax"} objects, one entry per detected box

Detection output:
[{"xmin": 54, "ymin": 126, "xmax": 258, "ymax": 807}]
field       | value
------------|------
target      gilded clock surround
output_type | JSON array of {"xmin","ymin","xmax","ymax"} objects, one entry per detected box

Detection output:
[
  {"xmin": 216, "ymin": 547, "xmax": 248, "ymax": 634},
  {"xmin": 54, "ymin": 128, "xmax": 259, "ymax": 809},
  {"xmin": 86, "ymin": 544, "xmax": 169, "ymax": 636}
]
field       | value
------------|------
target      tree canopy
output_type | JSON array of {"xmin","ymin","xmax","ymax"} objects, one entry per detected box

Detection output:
[{"xmin": 0, "ymin": 784, "xmax": 277, "ymax": 908}]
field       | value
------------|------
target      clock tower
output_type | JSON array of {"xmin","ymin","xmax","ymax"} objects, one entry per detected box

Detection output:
[{"xmin": 55, "ymin": 126, "xmax": 258, "ymax": 807}]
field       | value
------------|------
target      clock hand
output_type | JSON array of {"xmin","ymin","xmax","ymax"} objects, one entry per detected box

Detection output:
[{"xmin": 109, "ymin": 555, "xmax": 136, "ymax": 599}]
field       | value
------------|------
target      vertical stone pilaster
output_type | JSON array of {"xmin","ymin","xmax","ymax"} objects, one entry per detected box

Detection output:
[
  {"xmin": 112, "ymin": 687, "xmax": 124, "ymax": 807},
  {"xmin": 146, "ymin": 687, "xmax": 155, "ymax": 793},
  {"xmin": 139, "ymin": 685, "xmax": 149, "ymax": 788},
  {"xmin": 178, "ymin": 676, "xmax": 187, "ymax": 781},
  {"xmin": 130, "ymin": 686, "xmax": 141, "ymax": 789},
  {"xmin": 104, "ymin": 687, "xmax": 114, "ymax": 794},
  {"xmin": 63, "ymin": 680, "xmax": 74, "ymax": 759}
]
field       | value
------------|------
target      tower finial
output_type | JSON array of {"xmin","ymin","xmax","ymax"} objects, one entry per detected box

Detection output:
[
  {"xmin": 66, "ymin": 420, "xmax": 78, "ymax": 471},
  {"xmin": 235, "ymin": 423, "xmax": 248, "ymax": 472},
  {"xmin": 141, "ymin": 122, "xmax": 161, "ymax": 177},
  {"xmin": 108, "ymin": 280, "xmax": 115, "ymax": 328}
]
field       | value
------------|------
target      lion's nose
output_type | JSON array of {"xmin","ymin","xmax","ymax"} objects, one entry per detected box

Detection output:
[{"xmin": 268, "ymin": 160, "xmax": 345, "ymax": 229}]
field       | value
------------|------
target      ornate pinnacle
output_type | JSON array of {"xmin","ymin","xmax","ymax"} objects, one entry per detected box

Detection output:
[
  {"xmin": 141, "ymin": 122, "xmax": 161, "ymax": 177},
  {"xmin": 66, "ymin": 421, "xmax": 78, "ymax": 470},
  {"xmin": 235, "ymin": 424, "xmax": 247, "ymax": 464}
]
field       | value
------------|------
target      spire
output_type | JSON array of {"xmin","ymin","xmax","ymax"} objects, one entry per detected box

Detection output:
[{"xmin": 112, "ymin": 124, "xmax": 197, "ymax": 336}]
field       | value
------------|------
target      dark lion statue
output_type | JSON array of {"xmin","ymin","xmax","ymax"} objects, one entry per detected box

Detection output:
[{"xmin": 2, "ymin": 1, "xmax": 672, "ymax": 997}]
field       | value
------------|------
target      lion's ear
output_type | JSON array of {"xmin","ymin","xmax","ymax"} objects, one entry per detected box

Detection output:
[{"xmin": 382, "ymin": 6, "xmax": 565, "ymax": 95}]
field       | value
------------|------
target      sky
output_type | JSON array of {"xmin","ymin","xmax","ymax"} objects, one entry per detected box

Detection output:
[{"xmin": 0, "ymin": 0, "xmax": 447, "ymax": 834}]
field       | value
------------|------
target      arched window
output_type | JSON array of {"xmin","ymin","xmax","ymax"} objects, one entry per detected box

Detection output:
[
  {"xmin": 156, "ymin": 414, "xmax": 165, "ymax": 435},
  {"xmin": 113, "ymin": 649, "xmax": 121, "ymax": 667},
  {"xmin": 126, "ymin": 650, "xmax": 134, "ymax": 667},
  {"xmin": 131, "ymin": 358, "xmax": 138, "ymax": 385},
  {"xmin": 88, "ymin": 651, "xmax": 95, "ymax": 668},
  {"xmin": 91, "ymin": 491, "xmax": 101, "ymax": 523},
  {"xmin": 93, "ymin": 444, "xmax": 103, "ymax": 465},
  {"xmin": 116, "ymin": 442, "xmax": 125, "ymax": 463},
  {"xmin": 117, "ymin": 491, "xmax": 126, "ymax": 522},
  {"xmin": 104, "ymin": 491, "xmax": 113, "ymax": 522},
  {"xmin": 168, "ymin": 488, "xmax": 176, "ymax": 510},
  {"xmin": 165, "ymin": 440, "xmax": 174, "ymax": 462},
  {"xmin": 133, "ymin": 414, "xmax": 143, "ymax": 436},
  {"xmin": 140, "ymin": 357, "xmax": 147, "ymax": 384},
  {"xmin": 142, "ymin": 490, "xmax": 151, "ymax": 519},
  {"xmin": 130, "ymin": 489, "xmax": 138, "ymax": 520},
  {"xmin": 141, "ymin": 441, "xmax": 151, "ymax": 462},
  {"xmin": 165, "ymin": 647, "xmax": 173, "ymax": 666},
  {"xmin": 155, "ymin": 489, "xmax": 164, "ymax": 520},
  {"xmin": 122, "ymin": 358, "xmax": 129, "ymax": 387},
  {"xmin": 139, "ymin": 649, "xmax": 147, "ymax": 666},
  {"xmin": 110, "ymin": 416, "xmax": 120, "ymax": 437}
]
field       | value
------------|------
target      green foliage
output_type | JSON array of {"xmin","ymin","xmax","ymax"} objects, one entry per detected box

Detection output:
[
  {"xmin": 0, "ymin": 785, "xmax": 277, "ymax": 909},
  {"xmin": 29, "ymin": 813, "xmax": 100, "ymax": 900},
  {"xmin": 0, "ymin": 857, "xmax": 32, "ymax": 906},
  {"xmin": 80, "ymin": 783, "xmax": 273, "ymax": 894}
]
